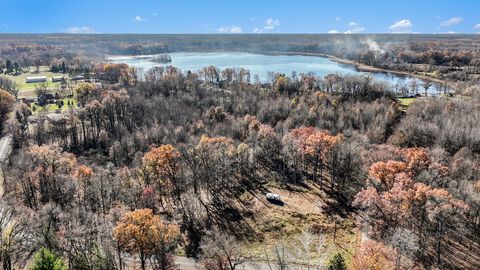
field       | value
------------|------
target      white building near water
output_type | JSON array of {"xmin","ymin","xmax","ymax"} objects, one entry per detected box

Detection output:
[{"xmin": 26, "ymin": 76, "xmax": 47, "ymax": 83}]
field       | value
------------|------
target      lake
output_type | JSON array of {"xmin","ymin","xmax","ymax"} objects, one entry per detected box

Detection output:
[{"xmin": 109, "ymin": 52, "xmax": 446, "ymax": 94}]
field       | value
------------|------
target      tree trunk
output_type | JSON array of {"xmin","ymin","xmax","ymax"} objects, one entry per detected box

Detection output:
[
  {"xmin": 140, "ymin": 252, "xmax": 146, "ymax": 270},
  {"xmin": 117, "ymin": 242, "xmax": 123, "ymax": 270},
  {"xmin": 436, "ymin": 220, "xmax": 444, "ymax": 266}
]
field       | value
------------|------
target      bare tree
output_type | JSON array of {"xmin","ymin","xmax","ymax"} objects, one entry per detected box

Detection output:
[
  {"xmin": 291, "ymin": 231, "xmax": 328, "ymax": 270},
  {"xmin": 0, "ymin": 77, "xmax": 19, "ymax": 100},
  {"xmin": 0, "ymin": 203, "xmax": 28, "ymax": 270},
  {"xmin": 269, "ymin": 243, "xmax": 289, "ymax": 270},
  {"xmin": 422, "ymin": 80, "xmax": 433, "ymax": 96},
  {"xmin": 201, "ymin": 228, "xmax": 251, "ymax": 270},
  {"xmin": 389, "ymin": 228, "xmax": 419, "ymax": 270},
  {"xmin": 409, "ymin": 79, "xmax": 418, "ymax": 95},
  {"xmin": 291, "ymin": 230, "xmax": 315, "ymax": 270}
]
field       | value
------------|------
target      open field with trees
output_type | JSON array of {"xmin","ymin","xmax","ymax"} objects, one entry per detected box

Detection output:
[{"xmin": 5, "ymin": 66, "xmax": 62, "ymax": 91}]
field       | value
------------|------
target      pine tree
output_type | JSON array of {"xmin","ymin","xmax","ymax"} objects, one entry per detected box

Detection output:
[
  {"xmin": 327, "ymin": 253, "xmax": 347, "ymax": 270},
  {"xmin": 29, "ymin": 248, "xmax": 68, "ymax": 270}
]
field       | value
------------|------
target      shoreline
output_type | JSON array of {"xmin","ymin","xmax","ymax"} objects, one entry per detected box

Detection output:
[
  {"xmin": 108, "ymin": 50, "xmax": 452, "ymax": 89},
  {"xmin": 265, "ymin": 51, "xmax": 449, "ymax": 86}
]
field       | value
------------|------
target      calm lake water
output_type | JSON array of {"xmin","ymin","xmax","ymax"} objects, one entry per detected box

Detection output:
[{"xmin": 109, "ymin": 52, "xmax": 446, "ymax": 94}]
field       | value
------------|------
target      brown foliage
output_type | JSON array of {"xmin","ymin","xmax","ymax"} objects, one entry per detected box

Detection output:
[
  {"xmin": 0, "ymin": 89, "xmax": 15, "ymax": 133},
  {"xmin": 350, "ymin": 240, "xmax": 397, "ymax": 270},
  {"xmin": 303, "ymin": 131, "xmax": 339, "ymax": 159},
  {"xmin": 143, "ymin": 144, "xmax": 181, "ymax": 181},
  {"xmin": 401, "ymin": 148, "xmax": 431, "ymax": 174},
  {"xmin": 113, "ymin": 208, "xmax": 179, "ymax": 269},
  {"xmin": 369, "ymin": 160, "xmax": 409, "ymax": 190}
]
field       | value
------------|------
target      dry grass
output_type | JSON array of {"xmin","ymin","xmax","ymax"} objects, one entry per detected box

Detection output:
[{"xmin": 237, "ymin": 182, "xmax": 358, "ymax": 265}]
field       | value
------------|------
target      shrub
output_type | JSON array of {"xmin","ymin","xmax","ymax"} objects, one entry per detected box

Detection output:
[
  {"xmin": 327, "ymin": 253, "xmax": 347, "ymax": 270},
  {"xmin": 29, "ymin": 248, "xmax": 68, "ymax": 270}
]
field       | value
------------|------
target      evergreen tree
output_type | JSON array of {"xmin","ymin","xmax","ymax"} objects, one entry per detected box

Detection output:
[
  {"xmin": 327, "ymin": 253, "xmax": 347, "ymax": 270},
  {"xmin": 13, "ymin": 62, "xmax": 20, "ymax": 74},
  {"xmin": 29, "ymin": 248, "xmax": 68, "ymax": 270},
  {"xmin": 61, "ymin": 61, "xmax": 67, "ymax": 73},
  {"xmin": 6, "ymin": 59, "xmax": 12, "ymax": 73}
]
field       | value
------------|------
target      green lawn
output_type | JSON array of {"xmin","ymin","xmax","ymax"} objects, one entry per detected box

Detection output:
[
  {"xmin": 3, "ymin": 66, "xmax": 65, "ymax": 97},
  {"xmin": 31, "ymin": 98, "xmax": 77, "ymax": 114},
  {"xmin": 397, "ymin": 97, "xmax": 416, "ymax": 108}
]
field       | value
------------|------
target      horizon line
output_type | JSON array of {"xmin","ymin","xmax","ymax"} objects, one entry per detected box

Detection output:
[{"xmin": 1, "ymin": 32, "xmax": 480, "ymax": 36}]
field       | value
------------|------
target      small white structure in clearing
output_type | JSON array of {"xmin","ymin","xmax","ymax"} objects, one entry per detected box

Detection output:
[
  {"xmin": 52, "ymin": 76, "xmax": 66, "ymax": 83},
  {"xmin": 266, "ymin": 193, "xmax": 281, "ymax": 201},
  {"xmin": 71, "ymin": 75, "xmax": 84, "ymax": 81},
  {"xmin": 26, "ymin": 76, "xmax": 47, "ymax": 83}
]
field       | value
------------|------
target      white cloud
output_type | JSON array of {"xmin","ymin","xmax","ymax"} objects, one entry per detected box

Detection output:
[
  {"xmin": 250, "ymin": 17, "xmax": 256, "ymax": 21},
  {"xmin": 229, "ymin": 26, "xmax": 242, "ymax": 33},
  {"xmin": 474, "ymin": 23, "xmax": 480, "ymax": 30},
  {"xmin": 65, "ymin": 26, "xmax": 96, "ymax": 34},
  {"xmin": 264, "ymin": 18, "xmax": 280, "ymax": 30},
  {"xmin": 345, "ymin": 22, "xmax": 365, "ymax": 34},
  {"xmin": 335, "ymin": 16, "xmax": 341, "ymax": 21},
  {"xmin": 353, "ymin": 27, "xmax": 365, "ymax": 33},
  {"xmin": 388, "ymin": 19, "xmax": 413, "ymax": 33},
  {"xmin": 328, "ymin": 29, "xmax": 339, "ymax": 34},
  {"xmin": 252, "ymin": 18, "xmax": 281, "ymax": 33},
  {"xmin": 218, "ymin": 25, "xmax": 242, "ymax": 33},
  {"xmin": 265, "ymin": 18, "xmax": 280, "ymax": 27},
  {"xmin": 440, "ymin": 17, "xmax": 463, "ymax": 27},
  {"xmin": 133, "ymin": 16, "xmax": 146, "ymax": 22}
]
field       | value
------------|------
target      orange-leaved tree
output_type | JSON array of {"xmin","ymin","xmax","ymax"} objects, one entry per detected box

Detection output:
[
  {"xmin": 369, "ymin": 160, "xmax": 409, "ymax": 190},
  {"xmin": 355, "ymin": 156, "xmax": 469, "ymax": 266},
  {"xmin": 401, "ymin": 148, "xmax": 431, "ymax": 175},
  {"xmin": 143, "ymin": 144, "xmax": 182, "ymax": 203},
  {"xmin": 113, "ymin": 208, "xmax": 179, "ymax": 270},
  {"xmin": 302, "ymin": 130, "xmax": 339, "ymax": 185},
  {"xmin": 350, "ymin": 240, "xmax": 397, "ymax": 270}
]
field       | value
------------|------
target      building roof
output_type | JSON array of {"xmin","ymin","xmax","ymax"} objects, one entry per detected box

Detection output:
[{"xmin": 26, "ymin": 76, "xmax": 47, "ymax": 80}]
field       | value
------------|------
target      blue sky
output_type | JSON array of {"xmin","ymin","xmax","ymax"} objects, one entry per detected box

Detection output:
[{"xmin": 1, "ymin": 0, "xmax": 479, "ymax": 34}]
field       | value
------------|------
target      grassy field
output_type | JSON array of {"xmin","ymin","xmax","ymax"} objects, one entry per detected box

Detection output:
[
  {"xmin": 30, "ymin": 98, "xmax": 77, "ymax": 114},
  {"xmin": 398, "ymin": 95, "xmax": 462, "ymax": 111},
  {"xmin": 237, "ymin": 182, "xmax": 358, "ymax": 266},
  {"xmin": 4, "ymin": 66, "xmax": 65, "ymax": 98},
  {"xmin": 397, "ymin": 97, "xmax": 417, "ymax": 109}
]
